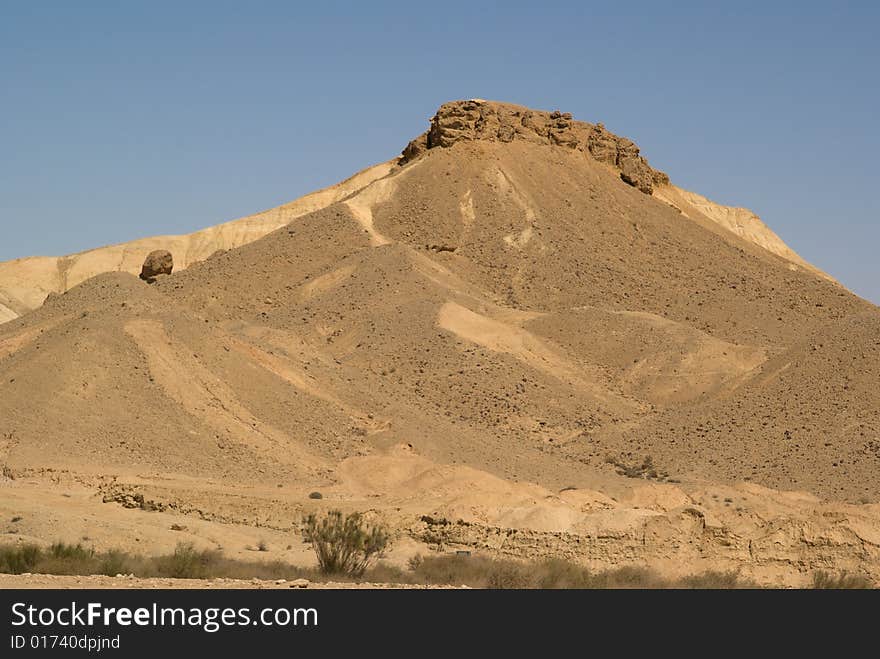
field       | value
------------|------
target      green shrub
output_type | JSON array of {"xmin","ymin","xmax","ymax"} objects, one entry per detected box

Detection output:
[{"xmin": 302, "ymin": 511, "xmax": 389, "ymax": 577}]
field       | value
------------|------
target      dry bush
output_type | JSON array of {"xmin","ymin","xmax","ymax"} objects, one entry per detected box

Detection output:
[
  {"xmin": 407, "ymin": 554, "xmax": 756, "ymax": 589},
  {"xmin": 678, "ymin": 570, "xmax": 756, "ymax": 589},
  {"xmin": 604, "ymin": 454, "xmax": 669, "ymax": 481},
  {"xmin": 811, "ymin": 570, "xmax": 874, "ymax": 589},
  {"xmin": 154, "ymin": 543, "xmax": 222, "ymax": 579},
  {"xmin": 407, "ymin": 554, "xmax": 499, "ymax": 587},
  {"xmin": 302, "ymin": 511, "xmax": 390, "ymax": 577},
  {"xmin": 36, "ymin": 543, "xmax": 99, "ymax": 576},
  {"xmin": 98, "ymin": 550, "xmax": 132, "ymax": 576},
  {"xmin": 0, "ymin": 544, "xmax": 42, "ymax": 574}
]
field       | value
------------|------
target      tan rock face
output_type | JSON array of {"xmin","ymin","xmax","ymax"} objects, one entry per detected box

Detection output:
[
  {"xmin": 139, "ymin": 250, "xmax": 173, "ymax": 283},
  {"xmin": 401, "ymin": 99, "xmax": 666, "ymax": 194}
]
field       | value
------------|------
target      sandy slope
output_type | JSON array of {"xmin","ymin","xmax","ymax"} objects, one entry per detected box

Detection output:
[
  {"xmin": 0, "ymin": 161, "xmax": 394, "ymax": 322},
  {"xmin": 652, "ymin": 185, "xmax": 829, "ymax": 279}
]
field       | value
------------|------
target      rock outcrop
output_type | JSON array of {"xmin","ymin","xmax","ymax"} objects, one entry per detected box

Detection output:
[
  {"xmin": 139, "ymin": 250, "xmax": 173, "ymax": 283},
  {"xmin": 400, "ymin": 99, "xmax": 667, "ymax": 194}
]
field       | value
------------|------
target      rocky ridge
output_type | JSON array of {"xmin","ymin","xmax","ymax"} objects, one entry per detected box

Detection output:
[{"xmin": 401, "ymin": 99, "xmax": 668, "ymax": 194}]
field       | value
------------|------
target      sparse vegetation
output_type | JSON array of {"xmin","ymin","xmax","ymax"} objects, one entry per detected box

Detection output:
[
  {"xmin": 98, "ymin": 550, "xmax": 130, "ymax": 577},
  {"xmin": 0, "ymin": 542, "xmax": 313, "ymax": 581},
  {"xmin": 811, "ymin": 570, "xmax": 874, "ymax": 589},
  {"xmin": 604, "ymin": 454, "xmax": 670, "ymax": 481},
  {"xmin": 406, "ymin": 554, "xmax": 756, "ymax": 589},
  {"xmin": 37, "ymin": 543, "xmax": 97, "ymax": 575},
  {"xmin": 1, "ymin": 541, "xmax": 872, "ymax": 589},
  {"xmin": 0, "ymin": 543, "xmax": 42, "ymax": 574},
  {"xmin": 154, "ymin": 543, "xmax": 222, "ymax": 579},
  {"xmin": 679, "ymin": 570, "xmax": 748, "ymax": 589},
  {"xmin": 302, "ymin": 510, "xmax": 390, "ymax": 577}
]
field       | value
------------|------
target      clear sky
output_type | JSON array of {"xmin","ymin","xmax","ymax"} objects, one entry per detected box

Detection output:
[{"xmin": 2, "ymin": 1, "xmax": 878, "ymax": 303}]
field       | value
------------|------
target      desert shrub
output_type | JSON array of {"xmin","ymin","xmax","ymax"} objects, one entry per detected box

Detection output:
[
  {"xmin": 34, "ymin": 543, "xmax": 99, "ymax": 576},
  {"xmin": 405, "ymin": 553, "xmax": 756, "ymax": 589},
  {"xmin": 98, "ymin": 550, "xmax": 134, "ymax": 576},
  {"xmin": 605, "ymin": 454, "xmax": 667, "ymax": 480},
  {"xmin": 599, "ymin": 565, "xmax": 663, "ymax": 588},
  {"xmin": 533, "ymin": 557, "xmax": 595, "ymax": 588},
  {"xmin": 408, "ymin": 554, "xmax": 531, "ymax": 588},
  {"xmin": 361, "ymin": 562, "xmax": 407, "ymax": 583},
  {"xmin": 154, "ymin": 543, "xmax": 221, "ymax": 579},
  {"xmin": 0, "ymin": 544, "xmax": 42, "ymax": 574},
  {"xmin": 679, "ymin": 570, "xmax": 753, "ymax": 589},
  {"xmin": 49, "ymin": 542, "xmax": 94, "ymax": 561},
  {"xmin": 408, "ymin": 553, "xmax": 484, "ymax": 585},
  {"xmin": 485, "ymin": 561, "xmax": 531, "ymax": 589},
  {"xmin": 811, "ymin": 570, "xmax": 874, "ymax": 589},
  {"xmin": 302, "ymin": 510, "xmax": 389, "ymax": 577}
]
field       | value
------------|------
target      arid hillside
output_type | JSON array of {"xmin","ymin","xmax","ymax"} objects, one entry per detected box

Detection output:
[
  {"xmin": 0, "ymin": 161, "xmax": 394, "ymax": 323},
  {"xmin": 1, "ymin": 100, "xmax": 878, "ymax": 586}
]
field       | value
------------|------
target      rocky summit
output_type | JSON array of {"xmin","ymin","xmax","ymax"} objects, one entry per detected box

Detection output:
[{"xmin": 401, "ymin": 99, "xmax": 668, "ymax": 193}]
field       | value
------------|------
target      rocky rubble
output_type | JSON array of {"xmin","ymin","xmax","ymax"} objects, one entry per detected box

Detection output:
[{"xmin": 400, "ymin": 99, "xmax": 668, "ymax": 193}]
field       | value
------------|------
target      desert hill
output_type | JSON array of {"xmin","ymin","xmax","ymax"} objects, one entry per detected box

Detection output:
[
  {"xmin": 1, "ymin": 100, "xmax": 878, "ymax": 585},
  {"xmin": 0, "ymin": 102, "xmax": 833, "ymax": 325},
  {"xmin": 0, "ymin": 161, "xmax": 394, "ymax": 324}
]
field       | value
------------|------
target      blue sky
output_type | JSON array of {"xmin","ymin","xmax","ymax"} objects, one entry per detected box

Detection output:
[{"xmin": 2, "ymin": 1, "xmax": 878, "ymax": 302}]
